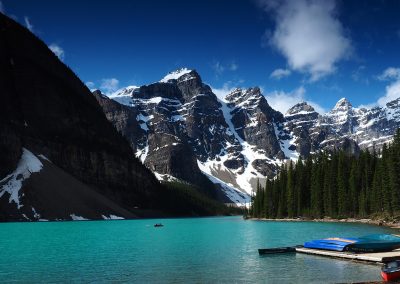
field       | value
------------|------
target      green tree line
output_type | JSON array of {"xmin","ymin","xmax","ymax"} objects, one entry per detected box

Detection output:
[{"xmin": 251, "ymin": 129, "xmax": 400, "ymax": 219}]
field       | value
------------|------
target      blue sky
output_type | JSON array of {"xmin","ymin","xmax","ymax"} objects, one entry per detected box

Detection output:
[{"xmin": 2, "ymin": 0, "xmax": 400, "ymax": 113}]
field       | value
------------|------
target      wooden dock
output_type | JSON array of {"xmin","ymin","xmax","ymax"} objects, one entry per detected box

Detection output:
[{"xmin": 296, "ymin": 247, "xmax": 400, "ymax": 263}]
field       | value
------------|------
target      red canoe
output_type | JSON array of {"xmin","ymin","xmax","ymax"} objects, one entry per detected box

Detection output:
[{"xmin": 381, "ymin": 261, "xmax": 400, "ymax": 282}]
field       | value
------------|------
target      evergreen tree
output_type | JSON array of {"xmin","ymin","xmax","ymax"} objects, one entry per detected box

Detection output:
[
  {"xmin": 272, "ymin": 179, "xmax": 280, "ymax": 218},
  {"xmin": 348, "ymin": 158, "xmax": 359, "ymax": 216},
  {"xmin": 388, "ymin": 146, "xmax": 400, "ymax": 212},
  {"xmin": 286, "ymin": 161, "xmax": 295, "ymax": 217},
  {"xmin": 371, "ymin": 163, "xmax": 383, "ymax": 214},
  {"xmin": 277, "ymin": 165, "xmax": 288, "ymax": 218},
  {"xmin": 295, "ymin": 158, "xmax": 305, "ymax": 216},
  {"xmin": 310, "ymin": 155, "xmax": 323, "ymax": 217},
  {"xmin": 381, "ymin": 144, "xmax": 392, "ymax": 214},
  {"xmin": 250, "ymin": 128, "xmax": 400, "ymax": 219},
  {"xmin": 337, "ymin": 151, "xmax": 349, "ymax": 216}
]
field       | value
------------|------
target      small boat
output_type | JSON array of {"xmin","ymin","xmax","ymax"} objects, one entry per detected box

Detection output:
[
  {"xmin": 381, "ymin": 260, "xmax": 400, "ymax": 282},
  {"xmin": 346, "ymin": 234, "xmax": 400, "ymax": 253},
  {"xmin": 304, "ymin": 237, "xmax": 358, "ymax": 251},
  {"xmin": 304, "ymin": 234, "xmax": 400, "ymax": 253},
  {"xmin": 258, "ymin": 246, "xmax": 297, "ymax": 255},
  {"xmin": 154, "ymin": 223, "xmax": 164, "ymax": 227}
]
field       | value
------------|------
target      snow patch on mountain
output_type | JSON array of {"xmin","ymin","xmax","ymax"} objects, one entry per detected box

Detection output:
[
  {"xmin": 0, "ymin": 148, "xmax": 43, "ymax": 209},
  {"xmin": 153, "ymin": 172, "xmax": 181, "ymax": 182},
  {"xmin": 197, "ymin": 160, "xmax": 250, "ymax": 205},
  {"xmin": 102, "ymin": 214, "xmax": 124, "ymax": 220},
  {"xmin": 136, "ymin": 113, "xmax": 153, "ymax": 132},
  {"xmin": 135, "ymin": 142, "xmax": 149, "ymax": 163},
  {"xmin": 160, "ymin": 68, "xmax": 192, "ymax": 83},
  {"xmin": 215, "ymin": 98, "xmax": 277, "ymax": 194},
  {"xmin": 274, "ymin": 123, "xmax": 299, "ymax": 161},
  {"xmin": 70, "ymin": 214, "xmax": 89, "ymax": 221},
  {"xmin": 108, "ymin": 86, "xmax": 139, "ymax": 106}
]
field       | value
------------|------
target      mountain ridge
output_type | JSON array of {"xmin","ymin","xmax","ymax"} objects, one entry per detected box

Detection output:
[{"xmin": 97, "ymin": 68, "xmax": 400, "ymax": 204}]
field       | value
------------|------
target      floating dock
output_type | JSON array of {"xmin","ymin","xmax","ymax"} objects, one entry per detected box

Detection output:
[{"xmin": 295, "ymin": 247, "xmax": 400, "ymax": 263}]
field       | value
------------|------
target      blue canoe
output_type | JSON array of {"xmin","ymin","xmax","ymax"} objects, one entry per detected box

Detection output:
[{"xmin": 304, "ymin": 234, "xmax": 400, "ymax": 253}]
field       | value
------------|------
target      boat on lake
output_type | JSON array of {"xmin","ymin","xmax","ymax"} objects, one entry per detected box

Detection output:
[
  {"xmin": 258, "ymin": 246, "xmax": 297, "ymax": 255},
  {"xmin": 154, "ymin": 223, "xmax": 164, "ymax": 227},
  {"xmin": 381, "ymin": 260, "xmax": 400, "ymax": 281},
  {"xmin": 304, "ymin": 234, "xmax": 400, "ymax": 253}
]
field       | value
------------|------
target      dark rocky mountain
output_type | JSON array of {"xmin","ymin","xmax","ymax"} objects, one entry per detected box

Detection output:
[
  {"xmin": 0, "ymin": 13, "xmax": 218, "ymax": 221},
  {"xmin": 98, "ymin": 69, "xmax": 400, "ymax": 205},
  {"xmin": 95, "ymin": 69, "xmax": 297, "ymax": 204}
]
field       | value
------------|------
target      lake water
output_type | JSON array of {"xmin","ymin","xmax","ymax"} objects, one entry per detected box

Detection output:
[{"xmin": 0, "ymin": 216, "xmax": 396, "ymax": 283}]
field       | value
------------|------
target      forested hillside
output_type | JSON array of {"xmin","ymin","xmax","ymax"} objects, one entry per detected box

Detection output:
[{"xmin": 251, "ymin": 129, "xmax": 400, "ymax": 219}]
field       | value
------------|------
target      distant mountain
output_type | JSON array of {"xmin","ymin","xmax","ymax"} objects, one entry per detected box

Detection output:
[
  {"xmin": 285, "ymin": 97, "xmax": 400, "ymax": 156},
  {"xmin": 97, "ymin": 68, "xmax": 400, "ymax": 204},
  {"xmin": 0, "ymin": 14, "xmax": 220, "ymax": 221}
]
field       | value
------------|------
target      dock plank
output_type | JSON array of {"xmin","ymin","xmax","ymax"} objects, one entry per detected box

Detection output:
[{"xmin": 295, "ymin": 247, "xmax": 400, "ymax": 263}]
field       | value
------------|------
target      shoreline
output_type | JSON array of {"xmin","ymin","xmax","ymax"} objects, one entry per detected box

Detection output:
[{"xmin": 248, "ymin": 217, "xmax": 400, "ymax": 229}]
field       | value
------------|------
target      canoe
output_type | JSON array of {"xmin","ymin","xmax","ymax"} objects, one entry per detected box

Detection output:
[
  {"xmin": 381, "ymin": 260, "xmax": 400, "ymax": 282},
  {"xmin": 346, "ymin": 234, "xmax": 400, "ymax": 253},
  {"xmin": 304, "ymin": 237, "xmax": 358, "ymax": 251},
  {"xmin": 258, "ymin": 247, "xmax": 297, "ymax": 255},
  {"xmin": 304, "ymin": 234, "xmax": 400, "ymax": 253}
]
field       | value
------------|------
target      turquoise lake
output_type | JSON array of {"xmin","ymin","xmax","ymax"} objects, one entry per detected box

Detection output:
[{"xmin": 0, "ymin": 216, "xmax": 396, "ymax": 283}]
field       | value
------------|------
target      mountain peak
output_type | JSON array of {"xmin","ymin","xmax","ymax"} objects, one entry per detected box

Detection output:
[
  {"xmin": 386, "ymin": 97, "xmax": 400, "ymax": 109},
  {"xmin": 225, "ymin": 87, "xmax": 262, "ymax": 103},
  {"xmin": 160, "ymin": 68, "xmax": 194, "ymax": 83},
  {"xmin": 109, "ymin": 85, "xmax": 139, "ymax": 98},
  {"xmin": 332, "ymin": 97, "xmax": 352, "ymax": 112},
  {"xmin": 286, "ymin": 101, "xmax": 316, "ymax": 116}
]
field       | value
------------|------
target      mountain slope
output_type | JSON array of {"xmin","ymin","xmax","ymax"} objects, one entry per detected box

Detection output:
[{"xmin": 0, "ymin": 13, "xmax": 182, "ymax": 221}]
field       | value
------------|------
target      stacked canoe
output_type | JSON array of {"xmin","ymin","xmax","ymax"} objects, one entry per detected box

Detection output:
[{"xmin": 304, "ymin": 234, "xmax": 400, "ymax": 253}]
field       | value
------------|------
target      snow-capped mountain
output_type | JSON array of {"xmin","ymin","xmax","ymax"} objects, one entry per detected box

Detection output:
[
  {"xmin": 94, "ymin": 68, "xmax": 400, "ymax": 204},
  {"xmin": 285, "ymin": 97, "xmax": 400, "ymax": 157}
]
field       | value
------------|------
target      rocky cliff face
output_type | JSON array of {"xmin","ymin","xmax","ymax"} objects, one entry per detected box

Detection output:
[
  {"xmin": 284, "ymin": 98, "xmax": 400, "ymax": 157},
  {"xmin": 0, "ymin": 14, "xmax": 166, "ymax": 221},
  {"xmin": 99, "ymin": 69, "xmax": 400, "ymax": 204},
  {"xmin": 96, "ymin": 69, "xmax": 298, "ymax": 204}
]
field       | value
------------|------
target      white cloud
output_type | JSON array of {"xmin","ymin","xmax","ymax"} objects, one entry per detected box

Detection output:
[
  {"xmin": 100, "ymin": 78, "xmax": 119, "ymax": 94},
  {"xmin": 212, "ymin": 83, "xmax": 236, "ymax": 101},
  {"xmin": 86, "ymin": 81, "xmax": 95, "ymax": 88},
  {"xmin": 358, "ymin": 68, "xmax": 400, "ymax": 108},
  {"xmin": 378, "ymin": 81, "xmax": 400, "ymax": 106},
  {"xmin": 351, "ymin": 65, "xmax": 369, "ymax": 85},
  {"xmin": 85, "ymin": 81, "xmax": 96, "ymax": 92},
  {"xmin": 49, "ymin": 43, "xmax": 65, "ymax": 61},
  {"xmin": 229, "ymin": 62, "xmax": 238, "ymax": 71},
  {"xmin": 259, "ymin": 0, "xmax": 352, "ymax": 81},
  {"xmin": 212, "ymin": 61, "xmax": 225, "ymax": 76},
  {"xmin": 265, "ymin": 86, "xmax": 326, "ymax": 114},
  {"xmin": 212, "ymin": 61, "xmax": 238, "ymax": 77},
  {"xmin": 24, "ymin": 16, "xmax": 34, "ymax": 32},
  {"xmin": 374, "ymin": 67, "xmax": 400, "ymax": 107},
  {"xmin": 270, "ymin": 68, "xmax": 291, "ymax": 79},
  {"xmin": 377, "ymin": 67, "xmax": 400, "ymax": 81}
]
